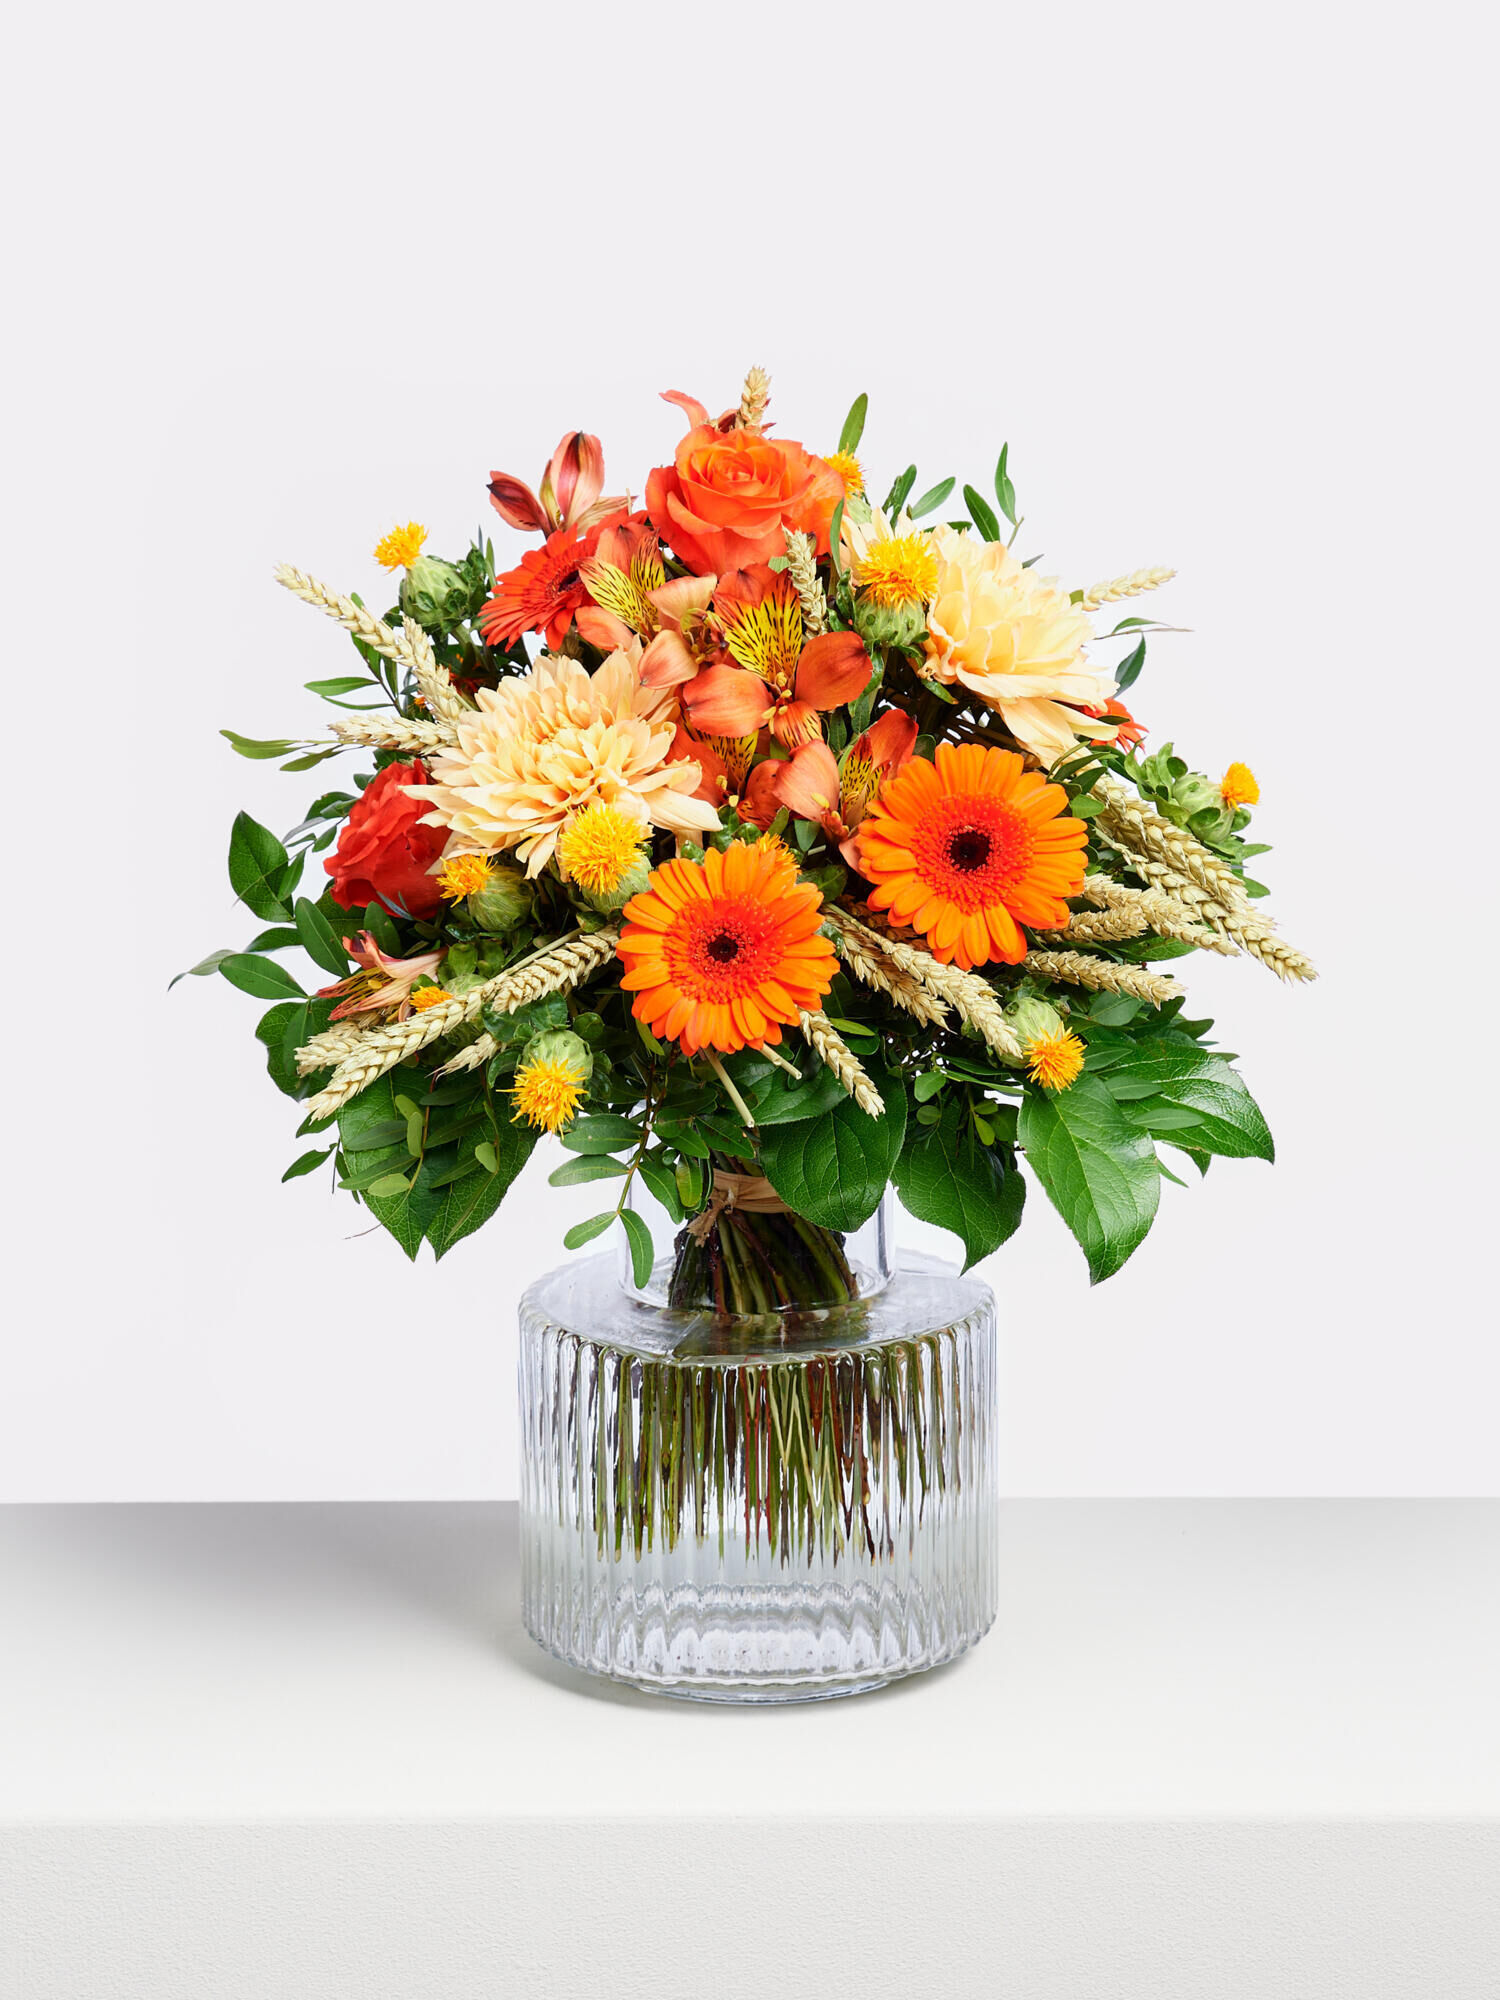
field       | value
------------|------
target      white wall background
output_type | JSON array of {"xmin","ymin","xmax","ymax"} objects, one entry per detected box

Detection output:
[{"xmin": 6, "ymin": 0, "xmax": 1495, "ymax": 1500}]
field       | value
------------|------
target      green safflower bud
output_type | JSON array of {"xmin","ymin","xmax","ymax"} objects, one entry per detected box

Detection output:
[
  {"xmin": 580, "ymin": 853, "xmax": 653, "ymax": 914},
  {"xmin": 852, "ymin": 592, "xmax": 929, "ymax": 652},
  {"xmin": 400, "ymin": 555, "xmax": 470, "ymax": 631},
  {"xmin": 1004, "ymin": 993, "xmax": 1066, "ymax": 1050},
  {"xmin": 466, "ymin": 864, "xmax": 532, "ymax": 933}
]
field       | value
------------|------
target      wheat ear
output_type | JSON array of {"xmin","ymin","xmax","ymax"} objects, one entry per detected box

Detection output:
[
  {"xmin": 831, "ymin": 924, "xmax": 950, "ymax": 1028},
  {"xmin": 1094, "ymin": 778, "xmax": 1251, "ymax": 911},
  {"xmin": 302, "ymin": 930, "xmax": 619, "ymax": 1120},
  {"xmin": 1080, "ymin": 565, "xmax": 1177, "ymax": 609},
  {"xmin": 328, "ymin": 714, "xmax": 459, "ymax": 755},
  {"xmin": 782, "ymin": 528, "xmax": 829, "ymax": 636},
  {"xmin": 400, "ymin": 616, "xmax": 470, "ymax": 726},
  {"xmin": 737, "ymin": 365, "xmax": 771, "ymax": 431},
  {"xmin": 275, "ymin": 566, "xmax": 470, "ymax": 719},
  {"xmin": 832, "ymin": 911, "xmax": 1022, "ymax": 1060},
  {"xmin": 798, "ymin": 1010, "xmax": 883, "ymax": 1116},
  {"xmin": 295, "ymin": 1021, "xmax": 370, "ymax": 1076},
  {"xmin": 1077, "ymin": 876, "xmax": 1240, "ymax": 956},
  {"xmin": 1023, "ymin": 949, "xmax": 1182, "ymax": 1005}
]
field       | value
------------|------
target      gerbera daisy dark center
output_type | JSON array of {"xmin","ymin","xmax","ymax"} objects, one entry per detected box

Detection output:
[
  {"xmin": 948, "ymin": 827, "xmax": 993, "ymax": 872},
  {"xmin": 706, "ymin": 932, "xmax": 741, "ymax": 963}
]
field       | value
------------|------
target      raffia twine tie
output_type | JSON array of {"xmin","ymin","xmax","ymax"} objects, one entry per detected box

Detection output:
[{"xmin": 685, "ymin": 1170, "xmax": 789, "ymax": 1242}]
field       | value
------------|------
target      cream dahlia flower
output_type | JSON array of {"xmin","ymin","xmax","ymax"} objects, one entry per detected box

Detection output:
[
  {"xmin": 407, "ymin": 647, "xmax": 720, "ymax": 876},
  {"xmin": 924, "ymin": 527, "xmax": 1117, "ymax": 764}
]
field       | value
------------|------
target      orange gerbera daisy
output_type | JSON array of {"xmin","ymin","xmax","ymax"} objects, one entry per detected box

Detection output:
[
  {"xmin": 858, "ymin": 744, "xmax": 1088, "ymax": 969},
  {"xmin": 478, "ymin": 523, "xmax": 604, "ymax": 651},
  {"xmin": 617, "ymin": 842, "xmax": 836, "ymax": 1056}
]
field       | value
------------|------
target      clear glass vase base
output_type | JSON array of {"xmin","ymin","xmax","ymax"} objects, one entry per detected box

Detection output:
[{"xmin": 519, "ymin": 1253, "xmax": 998, "ymax": 1703}]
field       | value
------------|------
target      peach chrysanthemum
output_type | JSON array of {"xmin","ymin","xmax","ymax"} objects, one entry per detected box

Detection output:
[
  {"xmin": 617, "ymin": 842, "xmax": 837, "ymax": 1057},
  {"xmin": 406, "ymin": 647, "xmax": 720, "ymax": 877},
  {"xmin": 858, "ymin": 743, "xmax": 1088, "ymax": 969},
  {"xmin": 825, "ymin": 449, "xmax": 864, "ymax": 497},
  {"xmin": 1024, "ymin": 1028, "xmax": 1085, "ymax": 1091},
  {"xmin": 1220, "ymin": 762, "xmax": 1260, "ymax": 809},
  {"xmin": 924, "ymin": 526, "xmax": 1117, "ymax": 764},
  {"xmin": 511, "ymin": 1053, "xmax": 588, "ymax": 1134},
  {"xmin": 374, "ymin": 521, "xmax": 427, "ymax": 570},
  {"xmin": 558, "ymin": 801, "xmax": 649, "ymax": 895},
  {"xmin": 437, "ymin": 853, "xmax": 493, "ymax": 901}
]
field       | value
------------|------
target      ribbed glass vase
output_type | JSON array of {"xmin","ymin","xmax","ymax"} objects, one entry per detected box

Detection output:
[{"xmin": 518, "ymin": 1198, "xmax": 998, "ymax": 1702}]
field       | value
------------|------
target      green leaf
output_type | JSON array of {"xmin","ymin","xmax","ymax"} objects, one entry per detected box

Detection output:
[
  {"xmin": 827, "ymin": 498, "xmax": 845, "ymax": 578},
  {"xmin": 341, "ymin": 1118, "xmax": 410, "ymax": 1152},
  {"xmin": 304, "ymin": 676, "xmax": 372, "ymax": 698},
  {"xmin": 963, "ymin": 485, "xmax": 1001, "ymax": 542},
  {"xmin": 1017, "ymin": 1074, "xmax": 1160, "ymax": 1284},
  {"xmin": 1115, "ymin": 638, "xmax": 1147, "ymax": 692},
  {"xmin": 560, "ymin": 1112, "xmax": 642, "ymax": 1155},
  {"xmin": 482, "ymin": 989, "xmax": 569, "ymax": 1048},
  {"xmin": 228, "ymin": 811, "xmax": 293, "ymax": 922},
  {"xmin": 337, "ymin": 1075, "xmax": 436, "ymax": 1256},
  {"xmin": 222, "ymin": 730, "xmax": 297, "ymax": 760},
  {"xmin": 913, "ymin": 1071, "xmax": 947, "ymax": 1103},
  {"xmin": 281, "ymin": 1148, "xmax": 333, "ymax": 1182},
  {"xmin": 218, "ymin": 953, "xmax": 306, "ymax": 1000},
  {"xmin": 894, "ymin": 1096, "xmax": 1025, "ymax": 1271},
  {"xmin": 360, "ymin": 902, "xmax": 403, "ymax": 954},
  {"xmin": 994, "ymin": 443, "xmax": 1017, "ymax": 526},
  {"xmin": 837, "ymin": 391, "xmax": 868, "ymax": 455},
  {"xmin": 908, "ymin": 477, "xmax": 955, "ymax": 519},
  {"xmin": 620, "ymin": 1207, "xmax": 655, "ymax": 1289},
  {"xmin": 548, "ymin": 1154, "xmax": 631, "ymax": 1187},
  {"xmin": 168, "ymin": 947, "xmax": 236, "ymax": 989},
  {"xmin": 564, "ymin": 1212, "xmax": 616, "ymax": 1251},
  {"xmin": 1098, "ymin": 1045, "xmax": 1274, "ymax": 1163},
  {"xmin": 883, "ymin": 465, "xmax": 917, "ymax": 517},
  {"xmin": 743, "ymin": 1062, "xmax": 851, "ymax": 1127},
  {"xmin": 245, "ymin": 927, "xmax": 303, "ymax": 953},
  {"xmin": 426, "ymin": 1121, "xmax": 537, "ymax": 1257},
  {"xmin": 756, "ymin": 1062, "xmax": 907, "ymax": 1232},
  {"xmin": 294, "ymin": 897, "xmax": 351, "ymax": 978}
]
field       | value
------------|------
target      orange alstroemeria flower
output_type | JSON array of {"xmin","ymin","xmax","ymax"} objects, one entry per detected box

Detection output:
[
  {"xmin": 487, "ymin": 430, "xmax": 626, "ymax": 536},
  {"xmin": 644, "ymin": 391, "xmax": 843, "ymax": 575},
  {"xmin": 650, "ymin": 564, "xmax": 871, "ymax": 750},
  {"xmin": 774, "ymin": 708, "xmax": 919, "ymax": 864},
  {"xmin": 316, "ymin": 934, "xmax": 447, "ymax": 1021}
]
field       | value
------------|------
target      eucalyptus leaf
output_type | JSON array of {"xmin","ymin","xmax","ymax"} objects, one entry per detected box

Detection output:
[
  {"xmin": 218, "ymin": 953, "xmax": 306, "ymax": 1000},
  {"xmin": 964, "ymin": 485, "xmax": 1001, "ymax": 542},
  {"xmin": 564, "ymin": 1212, "xmax": 617, "ymax": 1251},
  {"xmin": 620, "ymin": 1207, "xmax": 655, "ymax": 1289},
  {"xmin": 837, "ymin": 391, "xmax": 868, "ymax": 455},
  {"xmin": 908, "ymin": 477, "xmax": 955, "ymax": 519}
]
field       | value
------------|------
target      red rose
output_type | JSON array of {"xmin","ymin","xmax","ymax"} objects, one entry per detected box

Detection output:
[{"xmin": 325, "ymin": 761, "xmax": 446, "ymax": 918}]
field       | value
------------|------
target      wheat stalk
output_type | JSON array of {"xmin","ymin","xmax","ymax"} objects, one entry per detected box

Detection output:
[
  {"xmin": 434, "ymin": 1032, "xmax": 497, "ymax": 1078},
  {"xmin": 1023, "ymin": 949, "xmax": 1182, "ymax": 1005},
  {"xmin": 798, "ymin": 1012, "xmax": 883, "ymax": 1116},
  {"xmin": 737, "ymin": 365, "xmax": 770, "ymax": 431},
  {"xmin": 831, "ymin": 924, "xmax": 950, "ymax": 1028},
  {"xmin": 832, "ymin": 910, "xmax": 1023, "ymax": 1060},
  {"xmin": 302, "ymin": 930, "xmax": 619, "ymax": 1120},
  {"xmin": 1095, "ymin": 778, "xmax": 1252, "ymax": 911},
  {"xmin": 782, "ymin": 527, "xmax": 829, "ymax": 636},
  {"xmin": 328, "ymin": 714, "xmax": 459, "ymax": 755},
  {"xmin": 1205, "ymin": 913, "xmax": 1317, "ymax": 983},
  {"xmin": 1080, "ymin": 565, "xmax": 1176, "ymax": 609},
  {"xmin": 1043, "ymin": 904, "xmax": 1151, "ymax": 945},
  {"xmin": 1076, "ymin": 876, "xmax": 1240, "ymax": 956},
  {"xmin": 275, "ymin": 566, "xmax": 470, "ymax": 719},
  {"xmin": 295, "ymin": 1021, "xmax": 369, "ymax": 1075}
]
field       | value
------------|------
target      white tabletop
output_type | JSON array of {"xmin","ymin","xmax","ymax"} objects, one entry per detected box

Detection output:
[{"xmin": 3, "ymin": 1501, "xmax": 1497, "ymax": 1999}]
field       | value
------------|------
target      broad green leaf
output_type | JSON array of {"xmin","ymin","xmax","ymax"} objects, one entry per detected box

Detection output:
[
  {"xmin": 338, "ymin": 1074, "xmax": 433, "ymax": 1257},
  {"xmin": 893, "ymin": 1097, "xmax": 1025, "ymax": 1271},
  {"xmin": 964, "ymin": 484, "xmax": 1001, "ymax": 542},
  {"xmin": 1017, "ymin": 1074, "xmax": 1160, "ymax": 1284},
  {"xmin": 222, "ymin": 730, "xmax": 297, "ymax": 760},
  {"xmin": 757, "ymin": 1062, "xmax": 907, "ymax": 1233},
  {"xmin": 908, "ymin": 476, "xmax": 955, "ymax": 519},
  {"xmin": 560, "ymin": 1113, "xmax": 642, "ymax": 1155},
  {"xmin": 743, "ymin": 1063, "xmax": 850, "ymax": 1127},
  {"xmin": 1098, "ymin": 1045, "xmax": 1274, "ymax": 1162},
  {"xmin": 548, "ymin": 1154, "xmax": 631, "ymax": 1187},
  {"xmin": 620, "ymin": 1207, "xmax": 655, "ymax": 1289},
  {"xmin": 228, "ymin": 811, "xmax": 292, "ymax": 921},
  {"xmin": 482, "ymin": 988, "xmax": 570, "ymax": 1047},
  {"xmin": 169, "ymin": 947, "xmax": 236, "ymax": 989},
  {"xmin": 564, "ymin": 1212, "xmax": 616, "ymax": 1251},
  {"xmin": 294, "ymin": 897, "xmax": 351, "ymax": 977},
  {"xmin": 838, "ymin": 392, "xmax": 868, "ymax": 455},
  {"xmin": 426, "ymin": 1122, "xmax": 538, "ymax": 1258},
  {"xmin": 218, "ymin": 953, "xmax": 306, "ymax": 1000}
]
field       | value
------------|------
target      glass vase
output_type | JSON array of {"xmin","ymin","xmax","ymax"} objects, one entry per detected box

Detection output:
[{"xmin": 518, "ymin": 1187, "xmax": 998, "ymax": 1702}]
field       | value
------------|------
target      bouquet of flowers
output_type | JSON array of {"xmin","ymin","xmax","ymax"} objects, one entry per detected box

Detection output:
[{"xmin": 191, "ymin": 368, "xmax": 1313, "ymax": 1300}]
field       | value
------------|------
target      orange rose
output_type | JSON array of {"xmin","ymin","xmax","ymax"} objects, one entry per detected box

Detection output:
[{"xmin": 645, "ymin": 421, "xmax": 843, "ymax": 576}]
